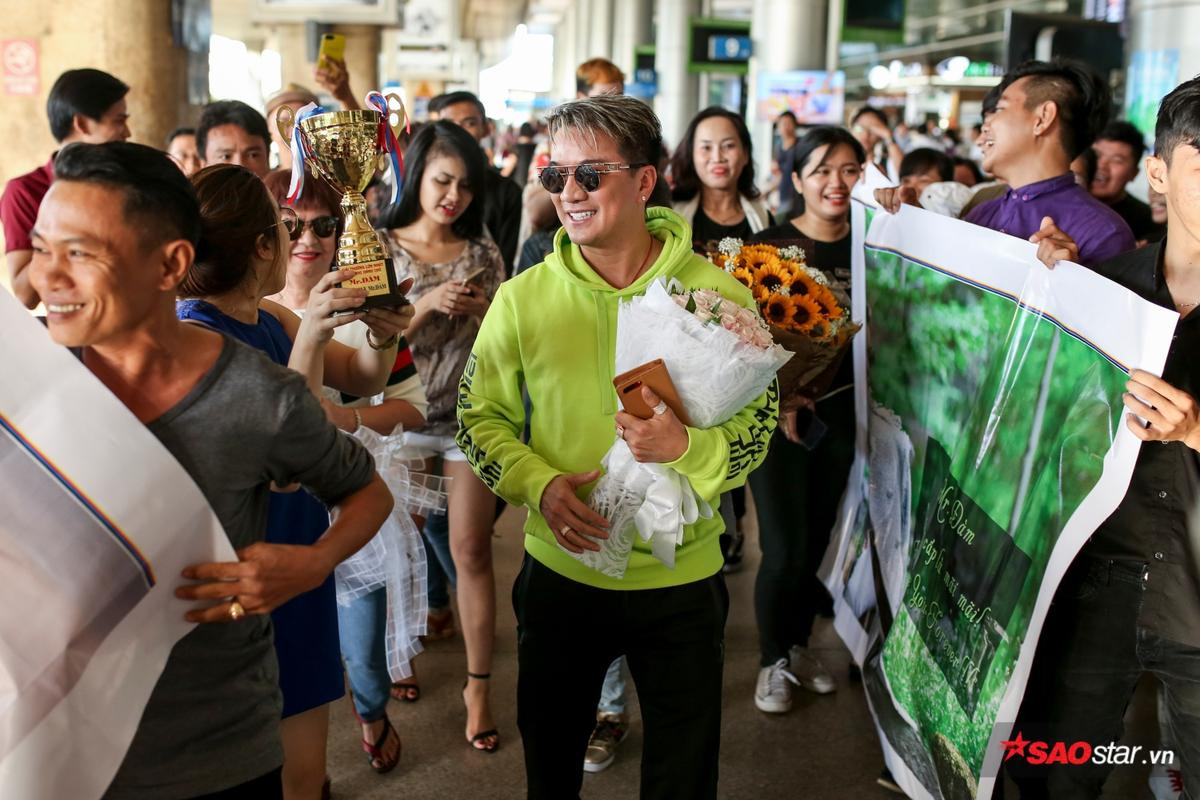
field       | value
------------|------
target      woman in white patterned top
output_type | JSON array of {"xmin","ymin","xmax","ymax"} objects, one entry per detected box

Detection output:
[{"xmin": 380, "ymin": 120, "xmax": 506, "ymax": 753}]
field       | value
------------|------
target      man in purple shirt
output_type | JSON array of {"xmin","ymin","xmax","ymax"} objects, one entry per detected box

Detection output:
[
  {"xmin": 965, "ymin": 60, "xmax": 1135, "ymax": 267},
  {"xmin": 875, "ymin": 60, "xmax": 1135, "ymax": 270}
]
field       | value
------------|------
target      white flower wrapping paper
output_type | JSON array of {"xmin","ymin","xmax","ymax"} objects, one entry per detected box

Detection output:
[
  {"xmin": 575, "ymin": 279, "xmax": 792, "ymax": 578},
  {"xmin": 335, "ymin": 427, "xmax": 444, "ymax": 680}
]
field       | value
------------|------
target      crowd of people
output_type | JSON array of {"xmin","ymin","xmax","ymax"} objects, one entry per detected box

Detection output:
[{"xmin": 3, "ymin": 46, "xmax": 1199, "ymax": 800}]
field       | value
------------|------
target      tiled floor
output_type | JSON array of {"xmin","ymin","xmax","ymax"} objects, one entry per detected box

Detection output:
[{"xmin": 322, "ymin": 503, "xmax": 1161, "ymax": 799}]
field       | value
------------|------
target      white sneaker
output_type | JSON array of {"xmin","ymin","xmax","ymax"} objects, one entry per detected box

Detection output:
[
  {"xmin": 755, "ymin": 658, "xmax": 800, "ymax": 713},
  {"xmin": 789, "ymin": 646, "xmax": 836, "ymax": 694}
]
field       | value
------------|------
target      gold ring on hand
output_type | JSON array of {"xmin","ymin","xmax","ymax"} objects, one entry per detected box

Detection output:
[{"xmin": 228, "ymin": 601, "xmax": 246, "ymax": 621}]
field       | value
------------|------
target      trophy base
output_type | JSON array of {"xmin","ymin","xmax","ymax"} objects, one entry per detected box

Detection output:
[{"xmin": 337, "ymin": 257, "xmax": 408, "ymax": 310}]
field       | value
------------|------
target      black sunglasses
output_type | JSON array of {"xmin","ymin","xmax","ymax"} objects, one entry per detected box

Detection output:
[
  {"xmin": 537, "ymin": 162, "xmax": 646, "ymax": 194},
  {"xmin": 279, "ymin": 208, "xmax": 338, "ymax": 240}
]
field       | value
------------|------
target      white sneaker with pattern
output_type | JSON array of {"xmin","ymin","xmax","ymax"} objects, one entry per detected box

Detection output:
[{"xmin": 755, "ymin": 658, "xmax": 800, "ymax": 714}]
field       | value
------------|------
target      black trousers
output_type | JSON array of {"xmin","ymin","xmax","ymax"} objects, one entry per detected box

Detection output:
[
  {"xmin": 191, "ymin": 768, "xmax": 282, "ymax": 800},
  {"xmin": 513, "ymin": 555, "xmax": 729, "ymax": 800},
  {"xmin": 1010, "ymin": 557, "xmax": 1200, "ymax": 799},
  {"xmin": 749, "ymin": 396, "xmax": 854, "ymax": 665}
]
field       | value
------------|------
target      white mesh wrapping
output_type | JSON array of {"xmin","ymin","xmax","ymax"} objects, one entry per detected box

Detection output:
[
  {"xmin": 577, "ymin": 280, "xmax": 792, "ymax": 578},
  {"xmin": 334, "ymin": 428, "xmax": 450, "ymax": 680}
]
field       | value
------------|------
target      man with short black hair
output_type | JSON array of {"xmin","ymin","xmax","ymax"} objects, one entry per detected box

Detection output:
[
  {"xmin": 2, "ymin": 67, "xmax": 129, "ymax": 308},
  {"xmin": 27, "ymin": 141, "xmax": 393, "ymax": 798},
  {"xmin": 1091, "ymin": 120, "xmax": 1164, "ymax": 241},
  {"xmin": 964, "ymin": 59, "xmax": 1135, "ymax": 268},
  {"xmin": 196, "ymin": 99, "xmax": 271, "ymax": 178},
  {"xmin": 430, "ymin": 90, "xmax": 522, "ymax": 275},
  {"xmin": 164, "ymin": 126, "xmax": 202, "ymax": 177},
  {"xmin": 1011, "ymin": 75, "xmax": 1200, "ymax": 799}
]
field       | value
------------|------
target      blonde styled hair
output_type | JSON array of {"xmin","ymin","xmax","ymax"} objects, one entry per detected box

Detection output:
[{"xmin": 547, "ymin": 95, "xmax": 663, "ymax": 168}]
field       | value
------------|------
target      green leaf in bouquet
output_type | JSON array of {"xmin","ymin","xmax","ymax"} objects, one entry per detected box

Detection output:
[{"xmin": 685, "ymin": 295, "xmax": 697, "ymax": 314}]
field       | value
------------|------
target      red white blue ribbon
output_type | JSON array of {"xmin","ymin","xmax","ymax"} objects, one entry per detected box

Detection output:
[
  {"xmin": 366, "ymin": 91, "xmax": 408, "ymax": 204},
  {"xmin": 285, "ymin": 102, "xmax": 325, "ymax": 206}
]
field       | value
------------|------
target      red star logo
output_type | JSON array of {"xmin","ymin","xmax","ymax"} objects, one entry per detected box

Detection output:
[{"xmin": 1001, "ymin": 732, "xmax": 1030, "ymax": 761}]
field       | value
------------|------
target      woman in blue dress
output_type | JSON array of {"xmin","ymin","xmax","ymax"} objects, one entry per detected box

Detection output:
[{"xmin": 178, "ymin": 164, "xmax": 413, "ymax": 793}]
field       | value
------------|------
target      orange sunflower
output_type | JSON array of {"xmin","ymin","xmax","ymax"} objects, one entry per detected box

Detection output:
[
  {"xmin": 740, "ymin": 244, "xmax": 777, "ymax": 271},
  {"xmin": 789, "ymin": 295, "xmax": 824, "ymax": 334},
  {"xmin": 731, "ymin": 265, "xmax": 755, "ymax": 291},
  {"xmin": 789, "ymin": 270, "xmax": 819, "ymax": 298},
  {"xmin": 763, "ymin": 294, "xmax": 796, "ymax": 328},
  {"xmin": 813, "ymin": 286, "xmax": 844, "ymax": 319},
  {"xmin": 753, "ymin": 258, "xmax": 794, "ymax": 294}
]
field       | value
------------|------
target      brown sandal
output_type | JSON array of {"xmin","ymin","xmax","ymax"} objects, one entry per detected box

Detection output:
[
  {"xmin": 422, "ymin": 607, "xmax": 456, "ymax": 641},
  {"xmin": 362, "ymin": 715, "xmax": 402, "ymax": 774}
]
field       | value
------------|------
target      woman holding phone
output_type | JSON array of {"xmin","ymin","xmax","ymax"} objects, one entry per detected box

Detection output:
[
  {"xmin": 746, "ymin": 126, "xmax": 865, "ymax": 716},
  {"xmin": 380, "ymin": 120, "xmax": 506, "ymax": 753}
]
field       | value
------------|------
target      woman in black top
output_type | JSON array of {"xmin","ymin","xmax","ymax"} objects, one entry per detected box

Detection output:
[
  {"xmin": 747, "ymin": 126, "xmax": 865, "ymax": 713},
  {"xmin": 670, "ymin": 107, "xmax": 773, "ymax": 253}
]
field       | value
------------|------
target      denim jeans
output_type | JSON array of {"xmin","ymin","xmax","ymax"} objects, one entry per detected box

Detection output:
[
  {"xmin": 1011, "ymin": 556, "xmax": 1200, "ymax": 799},
  {"xmin": 337, "ymin": 587, "xmax": 391, "ymax": 722},
  {"xmin": 423, "ymin": 510, "xmax": 456, "ymax": 610},
  {"xmin": 597, "ymin": 657, "xmax": 628, "ymax": 717}
]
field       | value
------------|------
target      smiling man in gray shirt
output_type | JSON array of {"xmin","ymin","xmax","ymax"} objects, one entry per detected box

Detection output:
[{"xmin": 27, "ymin": 142, "xmax": 394, "ymax": 799}]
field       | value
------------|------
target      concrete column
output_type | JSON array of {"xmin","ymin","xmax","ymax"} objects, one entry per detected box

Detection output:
[
  {"xmin": 654, "ymin": 0, "xmax": 702, "ymax": 147},
  {"xmin": 336, "ymin": 24, "xmax": 381, "ymax": 96},
  {"xmin": 575, "ymin": 0, "xmax": 593, "ymax": 64},
  {"xmin": 556, "ymin": 6, "xmax": 579, "ymax": 101},
  {"xmin": 272, "ymin": 24, "xmax": 311, "ymax": 91},
  {"xmin": 590, "ymin": 0, "xmax": 614, "ymax": 63},
  {"xmin": 747, "ymin": 0, "xmax": 828, "ymax": 189},
  {"xmin": 612, "ymin": 0, "xmax": 653, "ymax": 78},
  {"xmin": 272, "ymin": 23, "xmax": 379, "ymax": 99},
  {"xmin": 1126, "ymin": 0, "xmax": 1200, "ymax": 113},
  {"xmin": 0, "ymin": 0, "xmax": 192, "ymax": 193}
]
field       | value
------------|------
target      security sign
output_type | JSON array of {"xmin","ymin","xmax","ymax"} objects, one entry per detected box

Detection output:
[{"xmin": 3, "ymin": 39, "xmax": 38, "ymax": 96}]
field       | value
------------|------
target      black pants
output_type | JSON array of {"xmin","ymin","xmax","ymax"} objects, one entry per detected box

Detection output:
[
  {"xmin": 513, "ymin": 556, "xmax": 729, "ymax": 800},
  {"xmin": 749, "ymin": 396, "xmax": 854, "ymax": 666},
  {"xmin": 191, "ymin": 768, "xmax": 282, "ymax": 800},
  {"xmin": 1011, "ymin": 557, "xmax": 1200, "ymax": 799}
]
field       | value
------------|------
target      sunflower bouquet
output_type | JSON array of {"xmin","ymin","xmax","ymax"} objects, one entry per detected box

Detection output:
[{"xmin": 712, "ymin": 237, "xmax": 861, "ymax": 397}]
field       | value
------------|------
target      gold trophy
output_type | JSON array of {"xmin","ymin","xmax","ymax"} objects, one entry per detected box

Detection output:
[{"xmin": 276, "ymin": 96, "xmax": 410, "ymax": 309}]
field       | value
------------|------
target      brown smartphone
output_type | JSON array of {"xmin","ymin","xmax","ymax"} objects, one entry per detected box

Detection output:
[
  {"xmin": 613, "ymin": 359, "xmax": 691, "ymax": 426},
  {"xmin": 458, "ymin": 266, "xmax": 488, "ymax": 286}
]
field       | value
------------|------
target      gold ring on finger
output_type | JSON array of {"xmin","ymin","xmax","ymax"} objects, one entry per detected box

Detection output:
[
  {"xmin": 560, "ymin": 525, "xmax": 572, "ymax": 537},
  {"xmin": 229, "ymin": 600, "xmax": 246, "ymax": 621}
]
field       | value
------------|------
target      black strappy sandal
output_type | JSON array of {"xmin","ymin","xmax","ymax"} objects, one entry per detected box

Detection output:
[{"xmin": 462, "ymin": 672, "xmax": 500, "ymax": 754}]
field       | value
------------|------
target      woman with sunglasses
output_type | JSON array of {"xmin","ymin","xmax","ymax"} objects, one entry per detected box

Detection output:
[
  {"xmin": 378, "ymin": 120, "xmax": 506, "ymax": 754},
  {"xmin": 177, "ymin": 164, "xmax": 413, "ymax": 792},
  {"xmin": 260, "ymin": 167, "xmax": 432, "ymax": 786}
]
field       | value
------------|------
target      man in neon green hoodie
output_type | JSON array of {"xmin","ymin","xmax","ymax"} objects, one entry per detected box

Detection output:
[{"xmin": 457, "ymin": 95, "xmax": 778, "ymax": 799}]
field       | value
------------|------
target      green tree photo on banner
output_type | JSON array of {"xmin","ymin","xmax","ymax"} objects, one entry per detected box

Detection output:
[{"xmin": 832, "ymin": 200, "xmax": 1175, "ymax": 799}]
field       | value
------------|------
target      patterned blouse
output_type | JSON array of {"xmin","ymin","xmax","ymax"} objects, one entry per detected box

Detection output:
[{"xmin": 386, "ymin": 234, "xmax": 504, "ymax": 435}]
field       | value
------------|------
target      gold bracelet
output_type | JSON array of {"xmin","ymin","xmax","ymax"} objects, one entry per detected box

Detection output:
[{"xmin": 367, "ymin": 331, "xmax": 398, "ymax": 351}]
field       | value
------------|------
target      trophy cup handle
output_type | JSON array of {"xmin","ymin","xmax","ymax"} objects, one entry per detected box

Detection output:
[
  {"xmin": 381, "ymin": 91, "xmax": 409, "ymax": 143},
  {"xmin": 275, "ymin": 105, "xmax": 297, "ymax": 143}
]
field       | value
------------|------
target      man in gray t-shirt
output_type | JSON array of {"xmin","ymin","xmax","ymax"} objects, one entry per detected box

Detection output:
[{"xmin": 27, "ymin": 143, "xmax": 395, "ymax": 799}]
